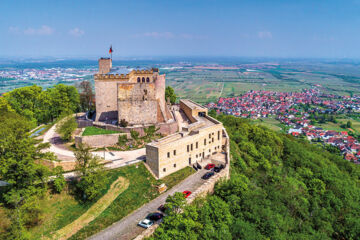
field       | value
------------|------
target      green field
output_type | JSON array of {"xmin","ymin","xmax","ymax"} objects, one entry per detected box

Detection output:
[
  {"xmin": 163, "ymin": 62, "xmax": 360, "ymax": 104},
  {"xmin": 82, "ymin": 126, "xmax": 119, "ymax": 136}
]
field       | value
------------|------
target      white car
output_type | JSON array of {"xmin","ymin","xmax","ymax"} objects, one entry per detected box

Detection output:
[{"xmin": 138, "ymin": 218, "xmax": 154, "ymax": 229}]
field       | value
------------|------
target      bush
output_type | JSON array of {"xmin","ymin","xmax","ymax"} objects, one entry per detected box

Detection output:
[
  {"xmin": 118, "ymin": 134, "xmax": 127, "ymax": 146},
  {"xmin": 52, "ymin": 166, "xmax": 66, "ymax": 193},
  {"xmin": 130, "ymin": 130, "xmax": 140, "ymax": 140},
  {"xmin": 119, "ymin": 119, "xmax": 128, "ymax": 127},
  {"xmin": 56, "ymin": 115, "xmax": 77, "ymax": 141}
]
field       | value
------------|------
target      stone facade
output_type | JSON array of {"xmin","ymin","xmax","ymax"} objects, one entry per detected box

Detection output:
[
  {"xmin": 94, "ymin": 58, "xmax": 169, "ymax": 125},
  {"xmin": 146, "ymin": 99, "xmax": 228, "ymax": 179}
]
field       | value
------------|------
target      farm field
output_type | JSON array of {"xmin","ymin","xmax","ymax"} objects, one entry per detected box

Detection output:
[{"xmin": 2, "ymin": 59, "xmax": 360, "ymax": 103}]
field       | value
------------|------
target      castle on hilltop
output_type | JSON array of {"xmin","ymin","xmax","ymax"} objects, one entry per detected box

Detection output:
[
  {"xmin": 94, "ymin": 58, "xmax": 172, "ymax": 125},
  {"xmin": 91, "ymin": 57, "xmax": 229, "ymax": 179}
]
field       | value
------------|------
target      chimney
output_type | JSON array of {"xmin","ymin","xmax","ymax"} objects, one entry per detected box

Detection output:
[{"xmin": 98, "ymin": 58, "xmax": 112, "ymax": 74}]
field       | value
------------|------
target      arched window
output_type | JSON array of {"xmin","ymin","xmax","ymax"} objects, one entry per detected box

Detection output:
[
  {"xmin": 142, "ymin": 77, "xmax": 145, "ymax": 82},
  {"xmin": 146, "ymin": 77, "xmax": 150, "ymax": 82},
  {"xmin": 137, "ymin": 77, "xmax": 140, "ymax": 83}
]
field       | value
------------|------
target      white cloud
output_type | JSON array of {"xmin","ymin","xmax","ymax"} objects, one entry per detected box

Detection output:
[
  {"xmin": 132, "ymin": 32, "xmax": 207, "ymax": 40},
  {"xmin": 23, "ymin": 25, "xmax": 54, "ymax": 36},
  {"xmin": 69, "ymin": 28, "xmax": 85, "ymax": 37},
  {"xmin": 139, "ymin": 32, "xmax": 175, "ymax": 39},
  {"xmin": 8, "ymin": 26, "xmax": 20, "ymax": 34},
  {"xmin": 257, "ymin": 31, "xmax": 272, "ymax": 39}
]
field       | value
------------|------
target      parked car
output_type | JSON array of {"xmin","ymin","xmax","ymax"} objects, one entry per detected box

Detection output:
[
  {"xmin": 202, "ymin": 171, "xmax": 215, "ymax": 180},
  {"xmin": 214, "ymin": 166, "xmax": 221, "ymax": 172},
  {"xmin": 205, "ymin": 163, "xmax": 215, "ymax": 170},
  {"xmin": 193, "ymin": 164, "xmax": 198, "ymax": 171},
  {"xmin": 158, "ymin": 204, "xmax": 167, "ymax": 213},
  {"xmin": 146, "ymin": 212, "xmax": 164, "ymax": 221},
  {"xmin": 196, "ymin": 162, "xmax": 202, "ymax": 169},
  {"xmin": 138, "ymin": 219, "xmax": 154, "ymax": 228},
  {"xmin": 183, "ymin": 190, "xmax": 192, "ymax": 198}
]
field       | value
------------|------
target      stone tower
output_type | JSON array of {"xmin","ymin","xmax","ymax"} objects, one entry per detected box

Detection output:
[{"xmin": 94, "ymin": 58, "xmax": 171, "ymax": 125}]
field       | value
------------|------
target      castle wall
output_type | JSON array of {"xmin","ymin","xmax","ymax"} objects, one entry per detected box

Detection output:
[
  {"xmin": 95, "ymin": 80, "xmax": 119, "ymax": 121},
  {"xmin": 118, "ymin": 82, "xmax": 158, "ymax": 125}
]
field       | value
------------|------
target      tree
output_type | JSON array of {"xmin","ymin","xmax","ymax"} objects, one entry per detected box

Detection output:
[
  {"xmin": 3, "ymin": 84, "xmax": 80, "ymax": 125},
  {"xmin": 346, "ymin": 120, "xmax": 352, "ymax": 128},
  {"xmin": 52, "ymin": 166, "xmax": 66, "ymax": 193},
  {"xmin": 165, "ymin": 86, "xmax": 177, "ymax": 104},
  {"xmin": 118, "ymin": 134, "xmax": 127, "ymax": 146},
  {"xmin": 0, "ymin": 109, "xmax": 54, "ymax": 236},
  {"xmin": 130, "ymin": 130, "xmax": 140, "ymax": 141},
  {"xmin": 143, "ymin": 125, "xmax": 159, "ymax": 142},
  {"xmin": 165, "ymin": 192, "xmax": 186, "ymax": 214},
  {"xmin": 74, "ymin": 144, "xmax": 108, "ymax": 201},
  {"xmin": 78, "ymin": 80, "xmax": 94, "ymax": 112},
  {"xmin": 56, "ymin": 115, "xmax": 77, "ymax": 141}
]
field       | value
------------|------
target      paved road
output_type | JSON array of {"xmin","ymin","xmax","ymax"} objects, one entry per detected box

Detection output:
[{"xmin": 88, "ymin": 168, "xmax": 208, "ymax": 240}]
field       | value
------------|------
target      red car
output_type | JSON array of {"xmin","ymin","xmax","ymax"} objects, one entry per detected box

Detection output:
[
  {"xmin": 205, "ymin": 163, "xmax": 215, "ymax": 170},
  {"xmin": 183, "ymin": 190, "xmax": 192, "ymax": 198}
]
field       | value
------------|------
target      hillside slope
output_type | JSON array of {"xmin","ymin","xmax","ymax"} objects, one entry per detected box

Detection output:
[{"xmin": 149, "ymin": 115, "xmax": 360, "ymax": 240}]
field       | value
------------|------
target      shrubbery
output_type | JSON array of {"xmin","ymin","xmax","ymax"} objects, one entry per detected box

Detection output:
[{"xmin": 150, "ymin": 114, "xmax": 360, "ymax": 240}]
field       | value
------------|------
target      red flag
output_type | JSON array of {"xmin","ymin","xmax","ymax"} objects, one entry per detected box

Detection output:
[{"xmin": 109, "ymin": 45, "xmax": 113, "ymax": 54}]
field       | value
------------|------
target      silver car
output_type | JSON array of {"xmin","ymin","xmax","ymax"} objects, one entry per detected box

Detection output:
[{"xmin": 138, "ymin": 218, "xmax": 154, "ymax": 229}]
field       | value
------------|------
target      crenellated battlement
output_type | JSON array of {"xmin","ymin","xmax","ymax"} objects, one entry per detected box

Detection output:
[
  {"xmin": 95, "ymin": 69, "xmax": 155, "ymax": 81},
  {"xmin": 94, "ymin": 73, "xmax": 130, "ymax": 80}
]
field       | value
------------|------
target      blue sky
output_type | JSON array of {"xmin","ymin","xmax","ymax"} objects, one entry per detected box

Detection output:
[{"xmin": 1, "ymin": 0, "xmax": 360, "ymax": 58}]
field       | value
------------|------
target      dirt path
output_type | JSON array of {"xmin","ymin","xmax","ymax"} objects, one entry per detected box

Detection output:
[{"xmin": 50, "ymin": 176, "xmax": 129, "ymax": 240}]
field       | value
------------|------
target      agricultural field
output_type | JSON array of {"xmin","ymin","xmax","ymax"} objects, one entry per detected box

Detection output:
[
  {"xmin": 162, "ymin": 61, "xmax": 360, "ymax": 103},
  {"xmin": 2, "ymin": 59, "xmax": 360, "ymax": 103}
]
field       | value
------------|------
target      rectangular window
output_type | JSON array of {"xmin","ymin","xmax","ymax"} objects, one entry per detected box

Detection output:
[
  {"xmin": 173, "ymin": 150, "xmax": 176, "ymax": 155},
  {"xmin": 173, "ymin": 164, "xmax": 176, "ymax": 168},
  {"xmin": 209, "ymin": 133, "xmax": 211, "ymax": 138},
  {"xmin": 191, "ymin": 144, "xmax": 193, "ymax": 151},
  {"xmin": 163, "ymin": 168, "xmax": 166, "ymax": 172},
  {"xmin": 212, "ymin": 138, "xmax": 214, "ymax": 143},
  {"xmin": 167, "ymin": 152, "xmax": 170, "ymax": 158},
  {"xmin": 204, "ymin": 139, "xmax": 206, "ymax": 145},
  {"xmin": 218, "ymin": 130, "xmax": 220, "ymax": 140},
  {"xmin": 196, "ymin": 142, "xmax": 198, "ymax": 149},
  {"xmin": 187, "ymin": 145, "xmax": 189, "ymax": 152}
]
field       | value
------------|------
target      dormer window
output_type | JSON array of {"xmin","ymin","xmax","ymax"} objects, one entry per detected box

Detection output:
[
  {"xmin": 137, "ymin": 77, "xmax": 140, "ymax": 83},
  {"xmin": 146, "ymin": 77, "xmax": 150, "ymax": 82}
]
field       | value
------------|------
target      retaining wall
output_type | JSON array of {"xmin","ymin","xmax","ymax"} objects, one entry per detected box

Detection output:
[{"xmin": 75, "ymin": 132, "xmax": 130, "ymax": 148}]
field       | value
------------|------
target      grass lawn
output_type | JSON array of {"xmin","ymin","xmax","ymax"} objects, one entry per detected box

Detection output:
[
  {"xmin": 69, "ymin": 164, "xmax": 195, "ymax": 240},
  {"xmin": 0, "ymin": 163, "xmax": 194, "ymax": 240},
  {"xmin": 82, "ymin": 126, "xmax": 119, "ymax": 136}
]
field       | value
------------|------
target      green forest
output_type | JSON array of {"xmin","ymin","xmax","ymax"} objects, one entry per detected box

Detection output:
[{"xmin": 149, "ymin": 114, "xmax": 360, "ymax": 240}]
